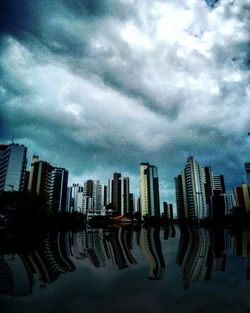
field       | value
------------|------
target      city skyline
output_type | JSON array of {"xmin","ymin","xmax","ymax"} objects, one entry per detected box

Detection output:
[
  {"xmin": 1, "ymin": 141, "xmax": 250, "ymax": 217},
  {"xmin": 1, "ymin": 1, "xmax": 249, "ymax": 204}
]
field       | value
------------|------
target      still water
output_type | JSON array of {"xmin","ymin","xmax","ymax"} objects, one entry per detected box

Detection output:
[{"xmin": 0, "ymin": 225, "xmax": 250, "ymax": 313}]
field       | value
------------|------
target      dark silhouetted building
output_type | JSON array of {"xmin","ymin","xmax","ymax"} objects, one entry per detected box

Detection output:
[
  {"xmin": 108, "ymin": 173, "xmax": 123, "ymax": 215},
  {"xmin": 28, "ymin": 155, "xmax": 52, "ymax": 202},
  {"xmin": 234, "ymin": 183, "xmax": 250, "ymax": 212},
  {"xmin": 140, "ymin": 163, "xmax": 160, "ymax": 216},
  {"xmin": 49, "ymin": 167, "xmax": 68, "ymax": 212},
  {"xmin": 0, "ymin": 143, "xmax": 27, "ymax": 192},
  {"xmin": 245, "ymin": 163, "xmax": 250, "ymax": 187},
  {"xmin": 163, "ymin": 202, "xmax": 174, "ymax": 221}
]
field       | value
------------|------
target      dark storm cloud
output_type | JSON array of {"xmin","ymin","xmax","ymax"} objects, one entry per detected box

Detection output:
[
  {"xmin": 0, "ymin": 0, "xmax": 249, "ymax": 202},
  {"xmin": 100, "ymin": 70, "xmax": 183, "ymax": 119},
  {"xmin": 205, "ymin": 0, "xmax": 219, "ymax": 8}
]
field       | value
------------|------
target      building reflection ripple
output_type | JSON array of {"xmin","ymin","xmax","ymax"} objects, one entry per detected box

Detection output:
[{"xmin": 1, "ymin": 225, "xmax": 250, "ymax": 298}]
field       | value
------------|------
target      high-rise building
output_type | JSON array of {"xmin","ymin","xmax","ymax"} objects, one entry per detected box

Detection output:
[
  {"xmin": 83, "ymin": 180, "xmax": 94, "ymax": 198},
  {"xmin": 234, "ymin": 183, "xmax": 250, "ymax": 212},
  {"xmin": 211, "ymin": 191, "xmax": 235, "ymax": 220},
  {"xmin": 213, "ymin": 175, "xmax": 226, "ymax": 194},
  {"xmin": 28, "ymin": 155, "xmax": 52, "ymax": 201},
  {"xmin": 203, "ymin": 167, "xmax": 226, "ymax": 217},
  {"xmin": 128, "ymin": 193, "xmax": 134, "ymax": 216},
  {"xmin": 48, "ymin": 167, "xmax": 68, "ymax": 212},
  {"xmin": 93, "ymin": 181, "xmax": 102, "ymax": 210},
  {"xmin": 245, "ymin": 163, "xmax": 250, "ymax": 187},
  {"xmin": 66, "ymin": 186, "xmax": 73, "ymax": 212},
  {"xmin": 72, "ymin": 181, "xmax": 106, "ymax": 216},
  {"xmin": 175, "ymin": 156, "xmax": 207, "ymax": 220},
  {"xmin": 23, "ymin": 171, "xmax": 30, "ymax": 192},
  {"xmin": 163, "ymin": 202, "xmax": 174, "ymax": 220},
  {"xmin": 203, "ymin": 167, "xmax": 214, "ymax": 207},
  {"xmin": 0, "ymin": 143, "xmax": 27, "ymax": 192},
  {"xmin": 101, "ymin": 185, "xmax": 108, "ymax": 208},
  {"xmin": 108, "ymin": 173, "xmax": 124, "ymax": 215},
  {"xmin": 174, "ymin": 174, "xmax": 186, "ymax": 219},
  {"xmin": 123, "ymin": 177, "xmax": 130, "ymax": 215},
  {"xmin": 72, "ymin": 184, "xmax": 83, "ymax": 212},
  {"xmin": 28, "ymin": 155, "xmax": 68, "ymax": 212},
  {"xmin": 140, "ymin": 163, "xmax": 160, "ymax": 217}
]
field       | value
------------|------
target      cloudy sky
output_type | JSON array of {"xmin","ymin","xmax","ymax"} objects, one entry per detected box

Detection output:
[{"xmin": 0, "ymin": 0, "xmax": 250, "ymax": 203}]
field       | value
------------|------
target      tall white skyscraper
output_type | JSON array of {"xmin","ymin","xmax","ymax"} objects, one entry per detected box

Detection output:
[
  {"xmin": 175, "ymin": 156, "xmax": 208, "ymax": 220},
  {"xmin": 0, "ymin": 143, "xmax": 27, "ymax": 192},
  {"xmin": 72, "ymin": 184, "xmax": 83, "ymax": 212}
]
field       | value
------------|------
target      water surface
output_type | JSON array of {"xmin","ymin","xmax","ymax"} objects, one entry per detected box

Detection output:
[{"xmin": 1, "ymin": 225, "xmax": 250, "ymax": 313}]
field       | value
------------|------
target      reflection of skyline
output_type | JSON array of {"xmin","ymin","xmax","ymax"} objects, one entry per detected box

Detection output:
[
  {"xmin": 139, "ymin": 227, "xmax": 165, "ymax": 280},
  {"xmin": 176, "ymin": 226, "xmax": 239, "ymax": 289},
  {"xmin": 0, "ymin": 226, "xmax": 168, "ymax": 297},
  {"xmin": 177, "ymin": 227, "xmax": 212, "ymax": 289},
  {"xmin": 2, "ymin": 225, "xmax": 250, "ymax": 297},
  {"xmin": 0, "ymin": 255, "xmax": 33, "ymax": 297}
]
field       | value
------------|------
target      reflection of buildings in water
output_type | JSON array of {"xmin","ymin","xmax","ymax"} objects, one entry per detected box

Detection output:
[
  {"xmin": 118, "ymin": 227, "xmax": 137, "ymax": 266},
  {"xmin": 1, "ymin": 226, "xmax": 164, "ymax": 297},
  {"xmin": 211, "ymin": 228, "xmax": 227, "ymax": 273},
  {"xmin": 224, "ymin": 229, "xmax": 232, "ymax": 254},
  {"xmin": 0, "ymin": 232, "xmax": 77, "ymax": 296},
  {"xmin": 232, "ymin": 231, "xmax": 243, "ymax": 257},
  {"xmin": 163, "ymin": 225, "xmax": 176, "ymax": 240},
  {"xmin": 24, "ymin": 232, "xmax": 76, "ymax": 287},
  {"xmin": 70, "ymin": 227, "xmax": 137, "ymax": 270},
  {"xmin": 139, "ymin": 227, "xmax": 165, "ymax": 280},
  {"xmin": 84, "ymin": 229, "xmax": 107, "ymax": 268},
  {"xmin": 71, "ymin": 231, "xmax": 87, "ymax": 259},
  {"xmin": 71, "ymin": 228, "xmax": 108, "ymax": 267},
  {"xmin": 164, "ymin": 226, "xmax": 171, "ymax": 240},
  {"xmin": 242, "ymin": 230, "xmax": 250, "ymax": 280},
  {"xmin": 4, "ymin": 226, "xmax": 250, "ymax": 297},
  {"xmin": 69, "ymin": 226, "xmax": 165, "ymax": 277},
  {"xmin": 104, "ymin": 227, "xmax": 136, "ymax": 270},
  {"xmin": 177, "ymin": 226, "xmax": 231, "ymax": 288},
  {"xmin": 0, "ymin": 255, "xmax": 33, "ymax": 297},
  {"xmin": 171, "ymin": 225, "xmax": 176, "ymax": 239},
  {"xmin": 233, "ymin": 229, "xmax": 250, "ymax": 258},
  {"xmin": 232, "ymin": 230, "xmax": 250, "ymax": 280},
  {"xmin": 177, "ymin": 227, "xmax": 213, "ymax": 288}
]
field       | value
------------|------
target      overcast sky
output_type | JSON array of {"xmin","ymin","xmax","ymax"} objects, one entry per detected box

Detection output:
[{"xmin": 0, "ymin": 0, "xmax": 250, "ymax": 203}]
